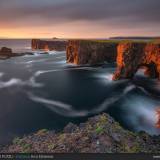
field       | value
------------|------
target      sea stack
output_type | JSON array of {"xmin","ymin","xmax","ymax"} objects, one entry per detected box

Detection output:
[
  {"xmin": 0, "ymin": 47, "xmax": 13, "ymax": 59},
  {"xmin": 66, "ymin": 40, "xmax": 118, "ymax": 65}
]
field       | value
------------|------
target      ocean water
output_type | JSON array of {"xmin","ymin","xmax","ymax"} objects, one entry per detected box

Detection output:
[{"xmin": 0, "ymin": 39, "xmax": 160, "ymax": 145}]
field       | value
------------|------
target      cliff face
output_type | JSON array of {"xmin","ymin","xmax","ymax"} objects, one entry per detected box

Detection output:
[
  {"xmin": 66, "ymin": 40, "xmax": 118, "ymax": 65},
  {"xmin": 112, "ymin": 41, "xmax": 160, "ymax": 80},
  {"xmin": 32, "ymin": 39, "xmax": 67, "ymax": 51},
  {"xmin": 66, "ymin": 40, "xmax": 160, "ymax": 80},
  {"xmin": 156, "ymin": 109, "xmax": 160, "ymax": 128}
]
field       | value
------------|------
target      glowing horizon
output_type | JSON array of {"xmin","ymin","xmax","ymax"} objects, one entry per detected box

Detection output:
[{"xmin": 0, "ymin": 0, "xmax": 160, "ymax": 39}]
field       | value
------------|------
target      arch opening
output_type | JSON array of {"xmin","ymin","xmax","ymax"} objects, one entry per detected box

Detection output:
[{"xmin": 135, "ymin": 63, "xmax": 158, "ymax": 79}]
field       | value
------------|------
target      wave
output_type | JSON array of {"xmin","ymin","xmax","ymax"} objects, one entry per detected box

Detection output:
[
  {"xmin": 0, "ymin": 78, "xmax": 25, "ymax": 88},
  {"xmin": 32, "ymin": 67, "xmax": 98, "ymax": 77},
  {"xmin": 28, "ymin": 83, "xmax": 137, "ymax": 117},
  {"xmin": 54, "ymin": 56, "xmax": 66, "ymax": 59},
  {"xmin": 28, "ymin": 92, "xmax": 89, "ymax": 117},
  {"xmin": 123, "ymin": 84, "xmax": 136, "ymax": 94},
  {"xmin": 0, "ymin": 76, "xmax": 43, "ymax": 89},
  {"xmin": 0, "ymin": 66, "xmax": 94, "ymax": 89},
  {"xmin": 123, "ymin": 96, "xmax": 160, "ymax": 135},
  {"xmin": 93, "ymin": 73, "xmax": 113, "ymax": 82}
]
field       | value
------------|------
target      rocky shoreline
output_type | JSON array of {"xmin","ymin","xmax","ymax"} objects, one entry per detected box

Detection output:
[
  {"xmin": 1, "ymin": 113, "xmax": 160, "ymax": 153},
  {"xmin": 0, "ymin": 47, "xmax": 34, "ymax": 59}
]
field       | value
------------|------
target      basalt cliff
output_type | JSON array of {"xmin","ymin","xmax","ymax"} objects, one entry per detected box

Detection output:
[
  {"xmin": 66, "ymin": 40, "xmax": 118, "ymax": 65},
  {"xmin": 32, "ymin": 39, "xmax": 67, "ymax": 51},
  {"xmin": 112, "ymin": 41, "xmax": 160, "ymax": 80},
  {"xmin": 66, "ymin": 40, "xmax": 160, "ymax": 80}
]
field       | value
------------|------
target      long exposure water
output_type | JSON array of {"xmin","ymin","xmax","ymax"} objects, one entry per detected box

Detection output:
[{"xmin": 0, "ymin": 39, "xmax": 160, "ymax": 145}]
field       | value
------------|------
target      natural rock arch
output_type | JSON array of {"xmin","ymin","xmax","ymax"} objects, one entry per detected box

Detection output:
[
  {"xmin": 112, "ymin": 41, "xmax": 160, "ymax": 80},
  {"xmin": 135, "ymin": 63, "xmax": 158, "ymax": 78}
]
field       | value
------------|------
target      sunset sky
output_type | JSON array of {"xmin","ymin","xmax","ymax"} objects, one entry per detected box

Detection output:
[{"xmin": 0, "ymin": 0, "xmax": 160, "ymax": 38}]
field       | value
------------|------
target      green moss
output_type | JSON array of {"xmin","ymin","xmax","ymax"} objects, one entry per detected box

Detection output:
[
  {"xmin": 99, "ymin": 115, "xmax": 108, "ymax": 124},
  {"xmin": 21, "ymin": 143, "xmax": 32, "ymax": 153},
  {"xmin": 48, "ymin": 144, "xmax": 56, "ymax": 150},
  {"xmin": 13, "ymin": 137, "xmax": 32, "ymax": 153},
  {"xmin": 150, "ymin": 39, "xmax": 160, "ymax": 44},
  {"xmin": 59, "ymin": 134, "xmax": 65, "ymax": 140},
  {"xmin": 36, "ymin": 129, "xmax": 48, "ymax": 135},
  {"xmin": 13, "ymin": 137, "xmax": 23, "ymax": 145},
  {"xmin": 113, "ymin": 122, "xmax": 123, "ymax": 130},
  {"xmin": 124, "ymin": 142, "xmax": 141, "ymax": 153},
  {"xmin": 95, "ymin": 126, "xmax": 104, "ymax": 134}
]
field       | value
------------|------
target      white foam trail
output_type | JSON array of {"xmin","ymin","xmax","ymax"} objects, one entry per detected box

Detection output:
[
  {"xmin": 29, "ymin": 76, "xmax": 44, "ymax": 87},
  {"xmin": 54, "ymin": 60, "xmax": 67, "ymax": 64},
  {"xmin": 28, "ymin": 83, "xmax": 135, "ymax": 117},
  {"xmin": 123, "ymin": 85, "xmax": 136, "ymax": 94},
  {"xmin": 29, "ymin": 93, "xmax": 72, "ymax": 110},
  {"xmin": 0, "ymin": 78, "xmax": 25, "ymax": 88},
  {"xmin": 137, "ymin": 86, "xmax": 150, "ymax": 95},
  {"xmin": 54, "ymin": 56, "xmax": 66, "ymax": 59},
  {"xmin": 91, "ymin": 96, "xmax": 121, "ymax": 114},
  {"xmin": 135, "ymin": 68, "xmax": 147, "ymax": 77},
  {"xmin": 124, "ymin": 97, "xmax": 160, "ymax": 135},
  {"xmin": 28, "ymin": 92, "xmax": 88, "ymax": 117},
  {"xmin": 1, "ymin": 67, "xmax": 93, "ymax": 89},
  {"xmin": 106, "ymin": 74, "xmax": 113, "ymax": 81},
  {"xmin": 18, "ymin": 58, "xmax": 48, "ymax": 64},
  {"xmin": 0, "ymin": 76, "xmax": 43, "ymax": 89},
  {"xmin": 94, "ymin": 73, "xmax": 113, "ymax": 81},
  {"xmin": 32, "ymin": 67, "xmax": 97, "ymax": 77},
  {"xmin": 0, "ymin": 73, "xmax": 4, "ymax": 78}
]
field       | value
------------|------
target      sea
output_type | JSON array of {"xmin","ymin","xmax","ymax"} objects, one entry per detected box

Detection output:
[{"xmin": 0, "ymin": 39, "xmax": 160, "ymax": 145}]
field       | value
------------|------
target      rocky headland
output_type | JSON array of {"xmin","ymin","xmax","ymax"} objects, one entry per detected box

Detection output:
[
  {"xmin": 66, "ymin": 40, "xmax": 118, "ymax": 65},
  {"xmin": 1, "ymin": 113, "xmax": 160, "ymax": 153},
  {"xmin": 32, "ymin": 39, "xmax": 67, "ymax": 51},
  {"xmin": 66, "ymin": 39, "xmax": 160, "ymax": 81},
  {"xmin": 112, "ymin": 40, "xmax": 160, "ymax": 80}
]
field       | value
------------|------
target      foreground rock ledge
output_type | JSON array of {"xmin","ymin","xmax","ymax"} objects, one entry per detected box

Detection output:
[
  {"xmin": 32, "ymin": 39, "xmax": 67, "ymax": 51},
  {"xmin": 1, "ymin": 113, "xmax": 160, "ymax": 153},
  {"xmin": 66, "ymin": 40, "xmax": 118, "ymax": 65}
]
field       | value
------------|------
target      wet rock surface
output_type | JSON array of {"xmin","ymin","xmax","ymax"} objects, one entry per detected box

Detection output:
[{"xmin": 2, "ymin": 113, "xmax": 160, "ymax": 153}]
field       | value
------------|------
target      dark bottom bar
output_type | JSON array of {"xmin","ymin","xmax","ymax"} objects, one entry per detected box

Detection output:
[{"xmin": 0, "ymin": 153, "xmax": 159, "ymax": 160}]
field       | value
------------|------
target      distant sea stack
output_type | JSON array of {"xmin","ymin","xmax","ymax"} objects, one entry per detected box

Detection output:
[
  {"xmin": 66, "ymin": 40, "xmax": 118, "ymax": 65},
  {"xmin": 112, "ymin": 40, "xmax": 160, "ymax": 80},
  {"xmin": 0, "ymin": 47, "xmax": 13, "ymax": 59},
  {"xmin": 31, "ymin": 39, "xmax": 67, "ymax": 51}
]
